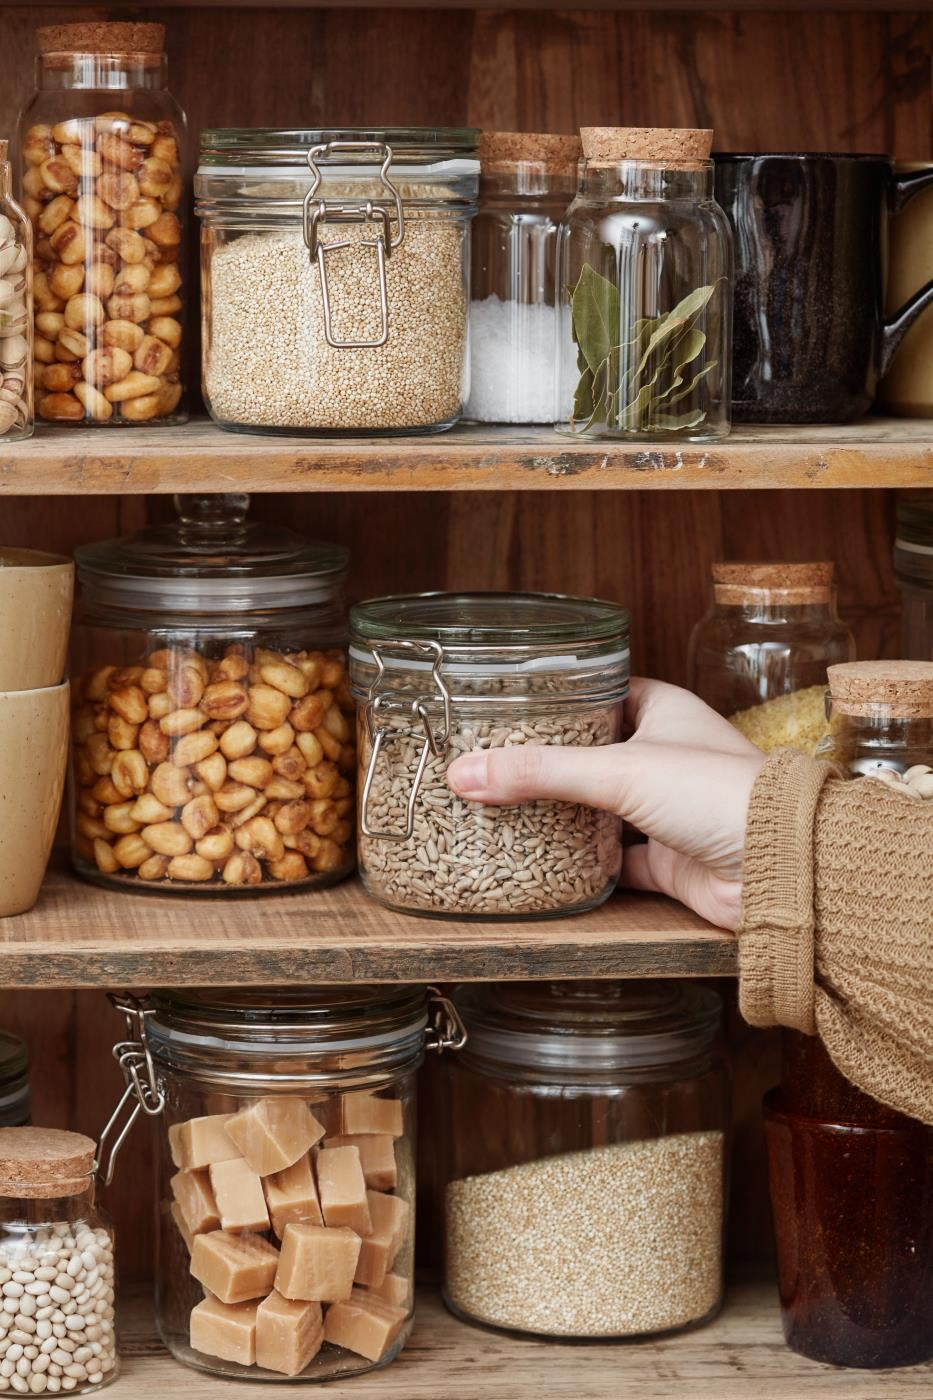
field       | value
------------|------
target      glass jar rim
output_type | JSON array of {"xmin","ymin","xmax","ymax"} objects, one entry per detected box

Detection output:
[
  {"xmin": 351, "ymin": 591, "xmax": 629, "ymax": 648},
  {"xmin": 199, "ymin": 127, "xmax": 478, "ymax": 167},
  {"xmin": 454, "ymin": 981, "xmax": 722, "ymax": 1073}
]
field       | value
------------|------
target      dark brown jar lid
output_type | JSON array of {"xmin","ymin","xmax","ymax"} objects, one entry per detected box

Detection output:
[
  {"xmin": 37, "ymin": 22, "xmax": 165, "ymax": 56},
  {"xmin": 712, "ymin": 560, "xmax": 834, "ymax": 605},
  {"xmin": 580, "ymin": 126, "xmax": 713, "ymax": 170},
  {"xmin": 827, "ymin": 660, "xmax": 933, "ymax": 718},
  {"xmin": 479, "ymin": 131, "xmax": 582, "ymax": 175},
  {"xmin": 0, "ymin": 1126, "xmax": 96, "ymax": 1199}
]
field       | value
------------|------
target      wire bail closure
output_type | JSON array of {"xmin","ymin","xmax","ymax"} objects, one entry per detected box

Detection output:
[
  {"xmin": 302, "ymin": 141, "xmax": 405, "ymax": 349},
  {"xmin": 425, "ymin": 988, "xmax": 468, "ymax": 1053},
  {"xmin": 95, "ymin": 994, "xmax": 165, "ymax": 1188},
  {"xmin": 360, "ymin": 639, "xmax": 452, "ymax": 843}
]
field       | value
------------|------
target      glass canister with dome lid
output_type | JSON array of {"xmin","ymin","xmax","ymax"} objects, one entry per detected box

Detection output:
[
  {"xmin": 69, "ymin": 494, "xmax": 355, "ymax": 893},
  {"xmin": 195, "ymin": 127, "xmax": 477, "ymax": 434},
  {"xmin": 816, "ymin": 660, "xmax": 933, "ymax": 791},
  {"xmin": 439, "ymin": 980, "xmax": 729, "ymax": 1339},
  {"xmin": 349, "ymin": 592, "xmax": 629, "ymax": 919}
]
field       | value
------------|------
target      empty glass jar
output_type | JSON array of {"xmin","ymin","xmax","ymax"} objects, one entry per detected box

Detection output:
[
  {"xmin": 440, "ymin": 981, "xmax": 729, "ymax": 1339},
  {"xmin": 466, "ymin": 131, "xmax": 579, "ymax": 424},
  {"xmin": 816, "ymin": 660, "xmax": 933, "ymax": 780},
  {"xmin": 0, "ymin": 1031, "xmax": 30, "ymax": 1127},
  {"xmin": 894, "ymin": 490, "xmax": 933, "ymax": 660},
  {"xmin": 108, "ymin": 987, "xmax": 463, "ymax": 1382},
  {"xmin": 688, "ymin": 561, "xmax": 855, "ymax": 754},
  {"xmin": 18, "ymin": 22, "xmax": 186, "ymax": 426},
  {"xmin": 556, "ymin": 126, "xmax": 733, "ymax": 440},
  {"xmin": 350, "ymin": 592, "xmax": 629, "ymax": 919},
  {"xmin": 70, "ymin": 493, "xmax": 354, "ymax": 894}
]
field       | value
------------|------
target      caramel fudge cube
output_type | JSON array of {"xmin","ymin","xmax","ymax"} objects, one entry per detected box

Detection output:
[
  {"xmin": 355, "ymin": 1190, "xmax": 410, "ymax": 1288},
  {"xmin": 324, "ymin": 1293, "xmax": 408, "ymax": 1362},
  {"xmin": 339, "ymin": 1092, "xmax": 404, "ymax": 1138},
  {"xmin": 316, "ymin": 1145, "xmax": 372, "ymax": 1235},
  {"xmin": 168, "ymin": 1114, "xmax": 242, "ymax": 1170},
  {"xmin": 171, "ymin": 1201, "xmax": 194, "ymax": 1252},
  {"xmin": 275, "ymin": 1224, "xmax": 361, "ymax": 1303},
  {"xmin": 256, "ymin": 1292, "xmax": 323, "ymax": 1376},
  {"xmin": 327, "ymin": 1134, "xmax": 397, "ymax": 1191},
  {"xmin": 170, "ymin": 1169, "xmax": 220, "ymax": 1236},
  {"xmin": 190, "ymin": 1295, "xmax": 259, "ymax": 1366},
  {"xmin": 210, "ymin": 1157, "xmax": 270, "ymax": 1234},
  {"xmin": 190, "ymin": 1229, "xmax": 279, "ymax": 1305},
  {"xmin": 264, "ymin": 1153, "xmax": 323, "ymax": 1238},
  {"xmin": 368, "ymin": 1272, "xmax": 410, "ymax": 1309},
  {"xmin": 226, "ymin": 1097, "xmax": 326, "ymax": 1176}
]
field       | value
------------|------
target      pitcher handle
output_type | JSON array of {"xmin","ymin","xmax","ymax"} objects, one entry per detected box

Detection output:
[{"xmin": 880, "ymin": 166, "xmax": 933, "ymax": 379}]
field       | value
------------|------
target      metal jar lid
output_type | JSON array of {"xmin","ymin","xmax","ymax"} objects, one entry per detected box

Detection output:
[{"xmin": 454, "ymin": 981, "xmax": 722, "ymax": 1076}]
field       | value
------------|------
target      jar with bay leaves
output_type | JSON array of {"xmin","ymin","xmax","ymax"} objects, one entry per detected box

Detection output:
[
  {"xmin": 556, "ymin": 127, "xmax": 733, "ymax": 440},
  {"xmin": 350, "ymin": 593, "xmax": 629, "ymax": 919}
]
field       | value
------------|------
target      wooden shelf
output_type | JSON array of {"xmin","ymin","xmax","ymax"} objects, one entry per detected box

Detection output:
[
  {"xmin": 111, "ymin": 1283, "xmax": 932, "ymax": 1398},
  {"xmin": 4, "ymin": 419, "xmax": 931, "ymax": 495},
  {"xmin": 0, "ymin": 865, "xmax": 732, "ymax": 988}
]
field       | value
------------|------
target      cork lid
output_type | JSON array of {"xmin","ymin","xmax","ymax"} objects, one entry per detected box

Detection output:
[
  {"xmin": 479, "ymin": 131, "xmax": 582, "ymax": 175},
  {"xmin": 0, "ymin": 1127, "xmax": 96, "ymax": 1199},
  {"xmin": 581, "ymin": 127, "xmax": 713, "ymax": 169},
  {"xmin": 37, "ymin": 23, "xmax": 165, "ymax": 56},
  {"xmin": 827, "ymin": 661, "xmax": 933, "ymax": 718},
  {"xmin": 713, "ymin": 561, "xmax": 835, "ymax": 605}
]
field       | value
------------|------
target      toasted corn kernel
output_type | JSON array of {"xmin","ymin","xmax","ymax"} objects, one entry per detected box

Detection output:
[
  {"xmin": 93, "ymin": 838, "xmax": 120, "ymax": 875},
  {"xmin": 113, "ymin": 833, "xmax": 151, "ymax": 869},
  {"xmin": 150, "ymin": 762, "xmax": 192, "ymax": 808},
  {"xmin": 194, "ymin": 752, "xmax": 227, "ymax": 792},
  {"xmin": 138, "ymin": 854, "xmax": 170, "ymax": 882},
  {"xmin": 234, "ymin": 816, "xmax": 284, "ymax": 863},
  {"xmin": 196, "ymin": 826, "xmax": 235, "ymax": 863},
  {"xmin": 267, "ymin": 852, "xmax": 309, "ymax": 883},
  {"xmin": 172, "ymin": 730, "xmax": 219, "ymax": 768},
  {"xmin": 227, "ymin": 756, "xmax": 274, "ymax": 790},
  {"xmin": 142, "ymin": 821, "xmax": 192, "ymax": 857},
  {"xmin": 221, "ymin": 851, "xmax": 262, "ymax": 887}
]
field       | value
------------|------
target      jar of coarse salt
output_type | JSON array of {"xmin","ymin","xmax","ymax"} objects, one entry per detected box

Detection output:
[{"xmin": 0, "ymin": 1127, "xmax": 118, "ymax": 1394}]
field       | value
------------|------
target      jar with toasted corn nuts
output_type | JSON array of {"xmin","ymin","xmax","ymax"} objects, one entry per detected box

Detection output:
[
  {"xmin": 69, "ymin": 494, "xmax": 355, "ymax": 894},
  {"xmin": 16, "ymin": 22, "xmax": 186, "ymax": 426}
]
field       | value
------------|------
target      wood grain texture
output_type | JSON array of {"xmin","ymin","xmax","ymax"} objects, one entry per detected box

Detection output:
[
  {"xmin": 109, "ymin": 1283, "xmax": 933, "ymax": 1398},
  {"xmin": 0, "ymin": 865, "xmax": 734, "ymax": 988},
  {"xmin": 0, "ymin": 420, "xmax": 931, "ymax": 495}
]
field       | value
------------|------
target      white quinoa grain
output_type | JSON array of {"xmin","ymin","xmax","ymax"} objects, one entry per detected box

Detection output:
[{"xmin": 445, "ymin": 1132, "xmax": 724, "ymax": 1336}]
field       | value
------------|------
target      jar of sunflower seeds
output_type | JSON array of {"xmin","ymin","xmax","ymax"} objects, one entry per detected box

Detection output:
[{"xmin": 350, "ymin": 592, "xmax": 629, "ymax": 919}]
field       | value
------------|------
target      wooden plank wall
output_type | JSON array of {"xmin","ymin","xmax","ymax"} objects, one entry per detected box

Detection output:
[{"xmin": 0, "ymin": 7, "xmax": 930, "ymax": 1284}]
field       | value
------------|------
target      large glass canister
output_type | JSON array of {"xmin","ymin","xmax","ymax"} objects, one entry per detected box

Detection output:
[
  {"xmin": 0, "ymin": 141, "xmax": 33, "ymax": 442},
  {"xmin": 688, "ymin": 561, "xmax": 856, "ymax": 754},
  {"xmin": 110, "ymin": 987, "xmax": 463, "ymax": 1382},
  {"xmin": 894, "ymin": 490, "xmax": 933, "ymax": 660},
  {"xmin": 17, "ymin": 23, "xmax": 187, "ymax": 426},
  {"xmin": 815, "ymin": 660, "xmax": 933, "ymax": 786},
  {"xmin": 465, "ymin": 131, "xmax": 579, "ymax": 424},
  {"xmin": 439, "ymin": 981, "xmax": 729, "ymax": 1339},
  {"xmin": 195, "ymin": 128, "xmax": 478, "ymax": 435},
  {"xmin": 556, "ymin": 126, "xmax": 733, "ymax": 440},
  {"xmin": 0, "ymin": 1127, "xmax": 118, "ymax": 1392},
  {"xmin": 349, "ymin": 592, "xmax": 629, "ymax": 919},
  {"xmin": 0, "ymin": 1031, "xmax": 30, "ymax": 1127},
  {"xmin": 70, "ymin": 494, "xmax": 355, "ymax": 893}
]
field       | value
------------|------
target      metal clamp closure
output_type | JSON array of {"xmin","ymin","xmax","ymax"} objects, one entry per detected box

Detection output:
[
  {"xmin": 302, "ymin": 141, "xmax": 405, "ymax": 349},
  {"xmin": 425, "ymin": 988, "xmax": 468, "ymax": 1054},
  {"xmin": 95, "ymin": 994, "xmax": 165, "ymax": 1187},
  {"xmin": 361, "ymin": 639, "xmax": 451, "ymax": 843}
]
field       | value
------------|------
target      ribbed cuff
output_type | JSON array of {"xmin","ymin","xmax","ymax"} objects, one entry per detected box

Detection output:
[{"xmin": 737, "ymin": 750, "xmax": 835, "ymax": 1034}]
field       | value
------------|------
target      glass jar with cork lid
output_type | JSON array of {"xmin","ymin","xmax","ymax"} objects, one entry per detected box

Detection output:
[
  {"xmin": 466, "ymin": 131, "xmax": 580, "ymax": 424},
  {"xmin": 0, "ymin": 1126, "xmax": 118, "ymax": 1392},
  {"xmin": 556, "ymin": 126, "xmax": 733, "ymax": 440},
  {"xmin": 816, "ymin": 660, "xmax": 933, "ymax": 787},
  {"xmin": 439, "ymin": 981, "xmax": 729, "ymax": 1340},
  {"xmin": 105, "ymin": 987, "xmax": 465, "ymax": 1383},
  {"xmin": 687, "ymin": 561, "xmax": 855, "ymax": 754},
  {"xmin": 16, "ymin": 22, "xmax": 186, "ymax": 427}
]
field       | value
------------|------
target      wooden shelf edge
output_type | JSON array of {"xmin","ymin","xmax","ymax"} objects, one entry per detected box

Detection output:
[
  {"xmin": 112, "ymin": 1282, "xmax": 933, "ymax": 1398},
  {"xmin": 3, "ymin": 419, "xmax": 931, "ymax": 495},
  {"xmin": 0, "ymin": 867, "xmax": 734, "ymax": 988}
]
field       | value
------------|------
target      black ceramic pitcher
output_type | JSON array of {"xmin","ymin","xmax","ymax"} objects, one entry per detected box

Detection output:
[{"xmin": 714, "ymin": 154, "xmax": 933, "ymax": 422}]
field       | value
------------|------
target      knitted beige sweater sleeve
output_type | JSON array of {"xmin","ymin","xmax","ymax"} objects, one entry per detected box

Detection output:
[{"xmin": 737, "ymin": 750, "xmax": 933, "ymax": 1125}]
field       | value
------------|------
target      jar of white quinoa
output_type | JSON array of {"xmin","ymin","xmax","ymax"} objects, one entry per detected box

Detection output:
[{"xmin": 195, "ymin": 128, "xmax": 478, "ymax": 435}]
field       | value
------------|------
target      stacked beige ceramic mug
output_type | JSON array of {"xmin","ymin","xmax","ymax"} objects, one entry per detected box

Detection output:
[{"xmin": 0, "ymin": 548, "xmax": 73, "ymax": 915}]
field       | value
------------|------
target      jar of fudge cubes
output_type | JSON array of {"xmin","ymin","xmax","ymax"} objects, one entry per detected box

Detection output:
[{"xmin": 108, "ymin": 987, "xmax": 464, "ymax": 1382}]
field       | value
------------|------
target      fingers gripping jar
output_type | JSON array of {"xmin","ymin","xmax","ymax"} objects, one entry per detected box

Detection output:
[
  {"xmin": 17, "ymin": 23, "xmax": 187, "ymax": 426},
  {"xmin": 816, "ymin": 660, "xmax": 933, "ymax": 785},
  {"xmin": 70, "ymin": 494, "xmax": 355, "ymax": 893},
  {"xmin": 109, "ymin": 988, "xmax": 465, "ymax": 1382},
  {"xmin": 350, "ymin": 592, "xmax": 629, "ymax": 919}
]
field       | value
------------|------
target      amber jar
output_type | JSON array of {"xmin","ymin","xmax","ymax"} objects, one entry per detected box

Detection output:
[
  {"xmin": 688, "ymin": 561, "xmax": 855, "ymax": 753},
  {"xmin": 17, "ymin": 22, "xmax": 186, "ymax": 426},
  {"xmin": 439, "ymin": 981, "xmax": 729, "ymax": 1339},
  {"xmin": 816, "ymin": 660, "xmax": 933, "ymax": 779}
]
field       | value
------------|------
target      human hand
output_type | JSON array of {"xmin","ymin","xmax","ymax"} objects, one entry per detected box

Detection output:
[{"xmin": 446, "ymin": 678, "xmax": 766, "ymax": 930}]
